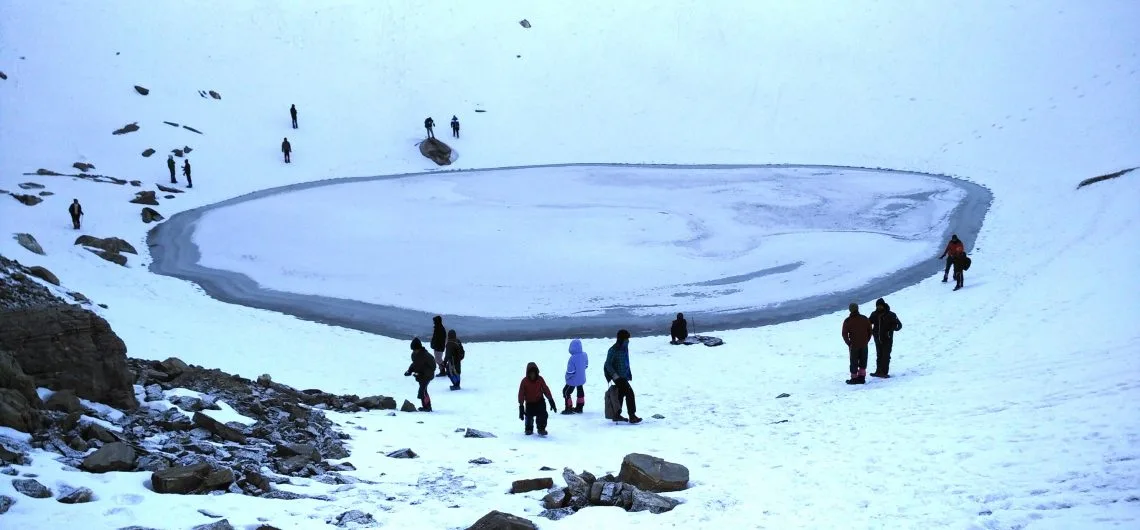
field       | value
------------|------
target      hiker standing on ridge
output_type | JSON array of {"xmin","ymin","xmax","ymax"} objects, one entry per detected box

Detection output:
[
  {"xmin": 561, "ymin": 339, "xmax": 588, "ymax": 414},
  {"xmin": 604, "ymin": 329, "xmax": 642, "ymax": 423},
  {"xmin": 869, "ymin": 298, "xmax": 902, "ymax": 378},
  {"xmin": 842, "ymin": 303, "xmax": 873, "ymax": 385},
  {"xmin": 167, "ymin": 155, "xmax": 177, "ymax": 184},
  {"xmin": 518, "ymin": 361, "xmax": 557, "ymax": 436},
  {"xmin": 404, "ymin": 337, "xmax": 435, "ymax": 412},
  {"xmin": 430, "ymin": 315, "xmax": 447, "ymax": 377},
  {"xmin": 68, "ymin": 199, "xmax": 84, "ymax": 229},
  {"xmin": 290, "ymin": 104, "xmax": 298, "ymax": 129},
  {"xmin": 938, "ymin": 234, "xmax": 965, "ymax": 283},
  {"xmin": 281, "ymin": 137, "xmax": 292, "ymax": 163},
  {"xmin": 424, "ymin": 117, "xmax": 435, "ymax": 139},
  {"xmin": 182, "ymin": 159, "xmax": 193, "ymax": 188},
  {"xmin": 450, "ymin": 116, "xmax": 460, "ymax": 138},
  {"xmin": 670, "ymin": 313, "xmax": 688, "ymax": 344}
]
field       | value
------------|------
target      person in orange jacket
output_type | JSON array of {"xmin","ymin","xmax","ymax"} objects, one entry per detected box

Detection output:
[
  {"xmin": 518, "ymin": 362, "xmax": 557, "ymax": 436},
  {"xmin": 938, "ymin": 234, "xmax": 965, "ymax": 283}
]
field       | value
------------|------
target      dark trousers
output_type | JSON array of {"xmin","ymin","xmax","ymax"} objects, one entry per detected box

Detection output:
[
  {"xmin": 185, "ymin": 172, "xmax": 192, "ymax": 188},
  {"xmin": 426, "ymin": 127, "xmax": 434, "ymax": 138},
  {"xmin": 671, "ymin": 333, "xmax": 687, "ymax": 343},
  {"xmin": 848, "ymin": 345, "xmax": 869, "ymax": 374},
  {"xmin": 416, "ymin": 379, "xmax": 431, "ymax": 407},
  {"xmin": 291, "ymin": 116, "xmax": 298, "ymax": 129},
  {"xmin": 283, "ymin": 152, "xmax": 291, "ymax": 163},
  {"xmin": 614, "ymin": 378, "xmax": 636, "ymax": 415},
  {"xmin": 562, "ymin": 385, "xmax": 584, "ymax": 408},
  {"xmin": 168, "ymin": 166, "xmax": 176, "ymax": 183},
  {"xmin": 953, "ymin": 267, "xmax": 964, "ymax": 288},
  {"xmin": 452, "ymin": 127, "xmax": 459, "ymax": 138},
  {"xmin": 71, "ymin": 214, "xmax": 81, "ymax": 229},
  {"xmin": 873, "ymin": 340, "xmax": 892, "ymax": 375},
  {"xmin": 524, "ymin": 400, "xmax": 548, "ymax": 432},
  {"xmin": 944, "ymin": 257, "xmax": 954, "ymax": 277}
]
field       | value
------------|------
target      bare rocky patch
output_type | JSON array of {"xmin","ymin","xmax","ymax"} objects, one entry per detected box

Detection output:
[{"xmin": 112, "ymin": 122, "xmax": 140, "ymax": 135}]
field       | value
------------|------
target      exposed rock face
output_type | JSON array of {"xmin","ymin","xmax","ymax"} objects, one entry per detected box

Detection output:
[
  {"xmin": 14, "ymin": 234, "xmax": 44, "ymax": 255},
  {"xmin": 130, "ymin": 191, "xmax": 159, "ymax": 205},
  {"xmin": 81, "ymin": 442, "xmax": 138, "ymax": 473},
  {"xmin": 0, "ymin": 351, "xmax": 41, "ymax": 408},
  {"xmin": 0, "ymin": 304, "xmax": 138, "ymax": 409},
  {"xmin": 467, "ymin": 511, "xmax": 537, "ymax": 530},
  {"xmin": 0, "ymin": 388, "xmax": 40, "ymax": 432},
  {"xmin": 12, "ymin": 478, "xmax": 52, "ymax": 498},
  {"xmin": 112, "ymin": 122, "xmax": 140, "ymax": 135},
  {"xmin": 25, "ymin": 266, "xmax": 59, "ymax": 286},
  {"xmin": 44, "ymin": 389, "xmax": 82, "ymax": 413},
  {"xmin": 141, "ymin": 207, "xmax": 164, "ymax": 223},
  {"xmin": 618, "ymin": 453, "xmax": 689, "ymax": 492},
  {"xmin": 418, "ymin": 137, "xmax": 453, "ymax": 166},
  {"xmin": 510, "ymin": 477, "xmax": 554, "ymax": 493},
  {"xmin": 141, "ymin": 148, "xmax": 156, "ymax": 157},
  {"xmin": 134, "ymin": 85, "xmax": 149, "ymax": 95}
]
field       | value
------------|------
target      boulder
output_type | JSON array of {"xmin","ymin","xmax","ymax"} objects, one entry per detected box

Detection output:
[
  {"xmin": 400, "ymin": 399, "xmax": 416, "ymax": 412},
  {"xmin": 156, "ymin": 183, "xmax": 183, "ymax": 194},
  {"xmin": 130, "ymin": 191, "xmax": 159, "ymax": 205},
  {"xmin": 385, "ymin": 448, "xmax": 417, "ymax": 459},
  {"xmin": 418, "ymin": 137, "xmax": 453, "ymax": 166},
  {"xmin": 81, "ymin": 442, "xmax": 137, "ymax": 473},
  {"xmin": 151, "ymin": 462, "xmax": 214, "ymax": 494},
  {"xmin": 74, "ymin": 235, "xmax": 137, "ymax": 255},
  {"xmin": 0, "ymin": 351, "xmax": 41, "ymax": 407},
  {"xmin": 17, "ymin": 182, "xmax": 45, "ymax": 189},
  {"xmin": 144, "ymin": 384, "xmax": 164, "ymax": 402},
  {"xmin": 0, "ymin": 389, "xmax": 40, "ymax": 432},
  {"xmin": 356, "ymin": 395, "xmax": 396, "ymax": 410},
  {"xmin": 192, "ymin": 411, "xmax": 247, "ymax": 443},
  {"xmin": 588, "ymin": 480, "xmax": 624, "ymax": 506},
  {"xmin": 72, "ymin": 162, "xmax": 95, "ymax": 172},
  {"xmin": 469, "ymin": 457, "xmax": 492, "ymax": 465},
  {"xmin": 538, "ymin": 507, "xmax": 575, "ymax": 521},
  {"xmin": 11, "ymin": 194, "xmax": 42, "ymax": 206},
  {"xmin": 0, "ymin": 495, "xmax": 13, "ymax": 514},
  {"xmin": 35, "ymin": 169, "xmax": 62, "ymax": 176},
  {"xmin": 133, "ymin": 85, "xmax": 149, "ymax": 96},
  {"xmin": 333, "ymin": 510, "xmax": 376, "ymax": 527},
  {"xmin": 542, "ymin": 488, "xmax": 569, "ymax": 509},
  {"xmin": 38, "ymin": 191, "xmax": 54, "ymax": 196},
  {"xmin": 172, "ymin": 149, "xmax": 184, "ymax": 157},
  {"xmin": 25, "ymin": 266, "xmax": 60, "ymax": 286},
  {"xmin": 44, "ymin": 389, "xmax": 83, "ymax": 413},
  {"xmin": 14, "ymin": 233, "xmax": 45, "ymax": 255},
  {"xmin": 464, "ymin": 428, "xmax": 496, "ymax": 438},
  {"xmin": 0, "ymin": 71, "xmax": 6, "ymax": 80},
  {"xmin": 519, "ymin": 19, "xmax": 531, "ymax": 28},
  {"xmin": 135, "ymin": 454, "xmax": 170, "ymax": 472},
  {"xmin": 617, "ymin": 453, "xmax": 689, "ymax": 492},
  {"xmin": 510, "ymin": 477, "xmax": 553, "ymax": 494},
  {"xmin": 112, "ymin": 122, "xmax": 140, "ymax": 135},
  {"xmin": 141, "ymin": 148, "xmax": 156, "ymax": 157},
  {"xmin": 629, "ymin": 487, "xmax": 681, "ymax": 514},
  {"xmin": 57, "ymin": 486, "xmax": 95, "ymax": 504},
  {"xmin": 275, "ymin": 443, "xmax": 320, "ymax": 462},
  {"xmin": 192, "ymin": 520, "xmax": 234, "ymax": 530},
  {"xmin": 466, "ymin": 510, "xmax": 537, "ymax": 530},
  {"xmin": 12, "ymin": 478, "xmax": 52, "ymax": 498},
  {"xmin": 0, "ymin": 441, "xmax": 27, "ymax": 465},
  {"xmin": 776, "ymin": 393, "xmax": 791, "ymax": 399},
  {"xmin": 83, "ymin": 422, "xmax": 118, "ymax": 443},
  {"xmin": 184, "ymin": 146, "xmax": 193, "ymax": 154},
  {"xmin": 87, "ymin": 248, "xmax": 127, "ymax": 266},
  {"xmin": 158, "ymin": 357, "xmax": 188, "ymax": 376}
]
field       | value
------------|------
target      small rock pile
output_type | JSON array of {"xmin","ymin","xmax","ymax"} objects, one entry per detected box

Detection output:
[{"xmin": 536, "ymin": 454, "xmax": 688, "ymax": 520}]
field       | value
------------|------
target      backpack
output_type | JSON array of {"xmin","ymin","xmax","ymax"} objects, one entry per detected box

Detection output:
[
  {"xmin": 457, "ymin": 341, "xmax": 465, "ymax": 361},
  {"xmin": 604, "ymin": 385, "xmax": 621, "ymax": 420},
  {"xmin": 962, "ymin": 255, "xmax": 972, "ymax": 271}
]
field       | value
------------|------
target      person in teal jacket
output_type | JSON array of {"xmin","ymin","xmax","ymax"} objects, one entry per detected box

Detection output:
[{"xmin": 604, "ymin": 329, "xmax": 641, "ymax": 424}]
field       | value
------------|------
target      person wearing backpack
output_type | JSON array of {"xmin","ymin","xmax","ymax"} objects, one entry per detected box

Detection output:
[
  {"xmin": 430, "ymin": 315, "xmax": 447, "ymax": 377},
  {"xmin": 604, "ymin": 329, "xmax": 641, "ymax": 423},
  {"xmin": 869, "ymin": 298, "xmax": 902, "ymax": 378},
  {"xmin": 404, "ymin": 337, "xmax": 435, "ymax": 412},
  {"xmin": 518, "ymin": 362, "xmax": 557, "ymax": 436},
  {"xmin": 444, "ymin": 329, "xmax": 464, "ymax": 390},
  {"xmin": 952, "ymin": 252, "xmax": 970, "ymax": 291},
  {"xmin": 938, "ymin": 235, "xmax": 965, "ymax": 283},
  {"xmin": 561, "ymin": 339, "xmax": 588, "ymax": 414}
]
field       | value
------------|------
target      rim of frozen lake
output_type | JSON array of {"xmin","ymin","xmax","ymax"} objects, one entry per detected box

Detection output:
[{"xmin": 147, "ymin": 163, "xmax": 992, "ymax": 341}]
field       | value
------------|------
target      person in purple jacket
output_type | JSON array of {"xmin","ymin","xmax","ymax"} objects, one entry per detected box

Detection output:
[{"xmin": 560, "ymin": 339, "xmax": 588, "ymax": 415}]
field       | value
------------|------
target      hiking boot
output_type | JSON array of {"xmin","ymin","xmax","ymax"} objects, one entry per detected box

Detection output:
[
  {"xmin": 417, "ymin": 406, "xmax": 432, "ymax": 412},
  {"xmin": 538, "ymin": 429, "xmax": 548, "ymax": 436},
  {"xmin": 436, "ymin": 371, "xmax": 447, "ymax": 378},
  {"xmin": 449, "ymin": 384, "xmax": 460, "ymax": 391},
  {"xmin": 574, "ymin": 404, "xmax": 584, "ymax": 414},
  {"xmin": 869, "ymin": 372, "xmax": 890, "ymax": 378},
  {"xmin": 560, "ymin": 409, "xmax": 575, "ymax": 415},
  {"xmin": 953, "ymin": 285, "xmax": 962, "ymax": 291},
  {"xmin": 942, "ymin": 276, "xmax": 948, "ymax": 283},
  {"xmin": 613, "ymin": 415, "xmax": 629, "ymax": 422},
  {"xmin": 628, "ymin": 415, "xmax": 643, "ymax": 424},
  {"xmin": 524, "ymin": 429, "xmax": 533, "ymax": 435},
  {"xmin": 845, "ymin": 373, "xmax": 859, "ymax": 384}
]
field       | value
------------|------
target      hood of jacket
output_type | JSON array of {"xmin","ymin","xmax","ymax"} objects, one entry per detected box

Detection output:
[
  {"xmin": 568, "ymin": 339, "xmax": 584, "ymax": 356},
  {"xmin": 526, "ymin": 361, "xmax": 540, "ymax": 378}
]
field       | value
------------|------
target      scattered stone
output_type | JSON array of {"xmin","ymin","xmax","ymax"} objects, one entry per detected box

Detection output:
[
  {"xmin": 0, "ymin": 495, "xmax": 13, "ymax": 514},
  {"xmin": 208, "ymin": 90, "xmax": 221, "ymax": 100},
  {"xmin": 25, "ymin": 265, "xmax": 59, "ymax": 286},
  {"xmin": 173, "ymin": 149, "xmax": 184, "ymax": 157},
  {"xmin": 275, "ymin": 443, "xmax": 320, "ymax": 462},
  {"xmin": 469, "ymin": 457, "xmax": 492, "ymax": 465},
  {"xmin": 333, "ymin": 510, "xmax": 376, "ymax": 527},
  {"xmin": 159, "ymin": 357, "xmax": 189, "ymax": 377},
  {"xmin": 163, "ymin": 121, "xmax": 179, "ymax": 127},
  {"xmin": 152, "ymin": 462, "xmax": 232, "ymax": 494},
  {"xmin": 141, "ymin": 207, "xmax": 163, "ymax": 223},
  {"xmin": 130, "ymin": 190, "xmax": 159, "ymax": 205},
  {"xmin": 400, "ymin": 400, "xmax": 416, "ymax": 412},
  {"xmin": 776, "ymin": 393, "xmax": 790, "ymax": 399},
  {"xmin": 192, "ymin": 520, "xmax": 234, "ymax": 530},
  {"xmin": 183, "ymin": 125, "xmax": 203, "ymax": 134},
  {"xmin": 57, "ymin": 486, "xmax": 94, "ymax": 504},
  {"xmin": 651, "ymin": 413, "xmax": 665, "ymax": 419},
  {"xmin": 542, "ymin": 488, "xmax": 569, "ymax": 509},
  {"xmin": 144, "ymin": 384, "xmax": 164, "ymax": 402},
  {"xmin": 14, "ymin": 233, "xmax": 44, "ymax": 255},
  {"xmin": 464, "ymin": 428, "xmax": 496, "ymax": 439},
  {"xmin": 184, "ymin": 146, "xmax": 193, "ymax": 154},
  {"xmin": 133, "ymin": 85, "xmax": 149, "ymax": 96},
  {"xmin": 141, "ymin": 148, "xmax": 156, "ymax": 157},
  {"xmin": 156, "ymin": 183, "xmax": 183, "ymax": 194},
  {"xmin": 74, "ymin": 235, "xmax": 137, "ymax": 255},
  {"xmin": 10, "ymin": 194, "xmax": 42, "ymax": 206},
  {"xmin": 17, "ymin": 182, "xmax": 45, "ymax": 189},
  {"xmin": 0, "ymin": 71, "xmax": 6, "ymax": 80},
  {"xmin": 510, "ymin": 477, "xmax": 554, "ymax": 494},
  {"xmin": 38, "ymin": 191, "xmax": 54, "ymax": 196},
  {"xmin": 618, "ymin": 453, "xmax": 689, "ymax": 493},
  {"xmin": 83, "ymin": 422, "xmax": 118, "ymax": 443},
  {"xmin": 44, "ymin": 389, "xmax": 82, "ymax": 413},
  {"xmin": 164, "ymin": 195, "xmax": 175, "ymax": 199},
  {"xmin": 385, "ymin": 448, "xmax": 417, "ymax": 459},
  {"xmin": 112, "ymin": 122, "xmax": 140, "ymax": 135},
  {"xmin": 1, "ymin": 441, "xmax": 28, "ymax": 465},
  {"xmin": 88, "ymin": 248, "xmax": 127, "ymax": 266},
  {"xmin": 356, "ymin": 395, "xmax": 396, "ymax": 410},
  {"xmin": 519, "ymin": 19, "xmax": 531, "ymax": 28},
  {"xmin": 467, "ymin": 510, "xmax": 537, "ymax": 530},
  {"xmin": 538, "ymin": 507, "xmax": 575, "ymax": 521},
  {"xmin": 35, "ymin": 168, "xmax": 62, "ymax": 176},
  {"xmin": 419, "ymin": 137, "xmax": 453, "ymax": 166},
  {"xmin": 629, "ymin": 487, "xmax": 681, "ymax": 514},
  {"xmin": 192, "ymin": 411, "xmax": 247, "ymax": 443},
  {"xmin": 539, "ymin": 466, "xmax": 555, "ymax": 471},
  {"xmin": 73, "ymin": 162, "xmax": 95, "ymax": 172},
  {"xmin": 12, "ymin": 478, "xmax": 52, "ymax": 498},
  {"xmin": 81, "ymin": 442, "xmax": 137, "ymax": 473}
]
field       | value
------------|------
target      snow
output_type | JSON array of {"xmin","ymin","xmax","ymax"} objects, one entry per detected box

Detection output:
[{"xmin": 1, "ymin": 0, "xmax": 1139, "ymax": 529}]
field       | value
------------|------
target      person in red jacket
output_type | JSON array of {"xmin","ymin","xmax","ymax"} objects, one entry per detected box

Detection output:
[
  {"xmin": 938, "ymin": 234, "xmax": 965, "ymax": 283},
  {"xmin": 518, "ymin": 362, "xmax": 557, "ymax": 436},
  {"xmin": 842, "ymin": 303, "xmax": 873, "ymax": 385}
]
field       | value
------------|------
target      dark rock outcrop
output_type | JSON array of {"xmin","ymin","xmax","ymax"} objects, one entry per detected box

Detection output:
[
  {"xmin": 73, "ymin": 162, "xmax": 95, "ymax": 172},
  {"xmin": 418, "ymin": 137, "xmax": 453, "ymax": 166},
  {"xmin": 14, "ymin": 234, "xmax": 44, "ymax": 255},
  {"xmin": 141, "ymin": 207, "xmax": 163, "ymax": 223},
  {"xmin": 81, "ymin": 442, "xmax": 137, "ymax": 473},
  {"xmin": 57, "ymin": 486, "xmax": 94, "ymax": 504},
  {"xmin": 0, "ymin": 495, "xmax": 13, "ymax": 514},
  {"xmin": 152, "ymin": 462, "xmax": 232, "ymax": 494},
  {"xmin": 130, "ymin": 191, "xmax": 159, "ymax": 205},
  {"xmin": 10, "ymin": 194, "xmax": 42, "ymax": 206},
  {"xmin": 44, "ymin": 389, "xmax": 82, "ymax": 413},
  {"xmin": 400, "ymin": 399, "xmax": 416, "ymax": 412},
  {"xmin": 156, "ymin": 184, "xmax": 183, "ymax": 194},
  {"xmin": 12, "ymin": 478, "xmax": 52, "ymax": 498},
  {"xmin": 0, "ymin": 389, "xmax": 40, "ymax": 432},
  {"xmin": 183, "ymin": 125, "xmax": 203, "ymax": 134},
  {"xmin": 464, "ymin": 428, "xmax": 496, "ymax": 439},
  {"xmin": 208, "ymin": 90, "xmax": 221, "ymax": 100},
  {"xmin": 385, "ymin": 448, "xmax": 416, "ymax": 459},
  {"xmin": 134, "ymin": 85, "xmax": 149, "ymax": 96},
  {"xmin": 112, "ymin": 122, "xmax": 140, "ymax": 135},
  {"xmin": 618, "ymin": 453, "xmax": 689, "ymax": 492},
  {"xmin": 192, "ymin": 411, "xmax": 247, "ymax": 444},
  {"xmin": 25, "ymin": 266, "xmax": 59, "ymax": 286},
  {"xmin": 141, "ymin": 148, "xmax": 156, "ymax": 157},
  {"xmin": 74, "ymin": 235, "xmax": 137, "ymax": 267},
  {"xmin": 355, "ymin": 395, "xmax": 396, "ymax": 410},
  {"xmin": 510, "ymin": 477, "xmax": 553, "ymax": 493},
  {"xmin": 467, "ymin": 511, "xmax": 537, "ymax": 530},
  {"xmin": 0, "ymin": 351, "xmax": 41, "ymax": 408},
  {"xmin": 17, "ymin": 182, "xmax": 45, "ymax": 189},
  {"xmin": 192, "ymin": 520, "xmax": 234, "ymax": 530}
]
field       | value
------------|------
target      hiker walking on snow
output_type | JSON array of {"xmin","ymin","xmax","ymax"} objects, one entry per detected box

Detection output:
[
  {"xmin": 68, "ymin": 199, "xmax": 84, "ymax": 229},
  {"xmin": 869, "ymin": 298, "xmax": 902, "ymax": 378},
  {"xmin": 290, "ymin": 104, "xmax": 298, "ymax": 129},
  {"xmin": 281, "ymin": 137, "xmax": 292, "ymax": 163},
  {"xmin": 938, "ymin": 234, "xmax": 965, "ymax": 283},
  {"xmin": 182, "ymin": 159, "xmax": 193, "ymax": 188},
  {"xmin": 604, "ymin": 329, "xmax": 642, "ymax": 423},
  {"xmin": 518, "ymin": 362, "xmax": 557, "ymax": 436},
  {"xmin": 450, "ymin": 116, "xmax": 460, "ymax": 138},
  {"xmin": 404, "ymin": 337, "xmax": 435, "ymax": 412},
  {"xmin": 445, "ymin": 329, "xmax": 464, "ymax": 391},
  {"xmin": 670, "ymin": 313, "xmax": 688, "ymax": 344},
  {"xmin": 424, "ymin": 117, "xmax": 435, "ymax": 139},
  {"xmin": 430, "ymin": 315, "xmax": 447, "ymax": 377},
  {"xmin": 842, "ymin": 303, "xmax": 873, "ymax": 385},
  {"xmin": 561, "ymin": 339, "xmax": 588, "ymax": 415},
  {"xmin": 167, "ymin": 155, "xmax": 177, "ymax": 184}
]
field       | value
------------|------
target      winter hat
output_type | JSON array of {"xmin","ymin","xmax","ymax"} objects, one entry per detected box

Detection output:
[
  {"xmin": 676, "ymin": 312, "xmax": 684, "ymax": 320},
  {"xmin": 876, "ymin": 298, "xmax": 886, "ymax": 307},
  {"xmin": 526, "ymin": 361, "xmax": 540, "ymax": 376},
  {"xmin": 447, "ymin": 329, "xmax": 457, "ymax": 340},
  {"xmin": 849, "ymin": 303, "xmax": 859, "ymax": 313},
  {"xmin": 410, "ymin": 337, "xmax": 423, "ymax": 350},
  {"xmin": 433, "ymin": 315, "xmax": 443, "ymax": 324},
  {"xmin": 616, "ymin": 329, "xmax": 631, "ymax": 341}
]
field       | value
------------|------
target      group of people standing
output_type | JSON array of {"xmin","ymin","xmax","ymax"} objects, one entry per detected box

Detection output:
[{"xmin": 424, "ymin": 116, "xmax": 461, "ymax": 139}]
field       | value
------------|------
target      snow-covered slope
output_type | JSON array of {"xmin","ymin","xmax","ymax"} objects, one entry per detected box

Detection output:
[{"xmin": 1, "ymin": 1, "xmax": 1138, "ymax": 529}]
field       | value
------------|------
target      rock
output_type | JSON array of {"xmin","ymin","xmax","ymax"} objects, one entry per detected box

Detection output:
[
  {"xmin": 618, "ymin": 453, "xmax": 689, "ymax": 493},
  {"xmin": 67, "ymin": 436, "xmax": 88, "ymax": 452},
  {"xmin": 0, "ymin": 351, "xmax": 42, "ymax": 408},
  {"xmin": 0, "ymin": 494, "xmax": 13, "ymax": 514},
  {"xmin": 87, "ymin": 248, "xmax": 127, "ymax": 266},
  {"xmin": 44, "ymin": 389, "xmax": 82, "ymax": 413},
  {"xmin": 510, "ymin": 477, "xmax": 553, "ymax": 494},
  {"xmin": 151, "ymin": 462, "xmax": 214, "ymax": 494},
  {"xmin": 141, "ymin": 148, "xmax": 156, "ymax": 157},
  {"xmin": 191, "ymin": 520, "xmax": 234, "ymax": 530},
  {"xmin": 463, "ymin": 428, "xmax": 497, "ymax": 439},
  {"xmin": 38, "ymin": 191, "xmax": 54, "ymax": 196},
  {"xmin": 466, "ymin": 510, "xmax": 537, "ymax": 530},
  {"xmin": 356, "ymin": 395, "xmax": 396, "ymax": 410},
  {"xmin": 418, "ymin": 137, "xmax": 453, "ymax": 166},
  {"xmin": 652, "ymin": 413, "xmax": 665, "ymax": 419},
  {"xmin": 130, "ymin": 191, "xmax": 159, "ymax": 205},
  {"xmin": 12, "ymin": 478, "xmax": 52, "ymax": 498},
  {"xmin": 1, "ymin": 442, "xmax": 27, "ymax": 465},
  {"xmin": 208, "ymin": 90, "xmax": 221, "ymax": 99},
  {"xmin": 141, "ymin": 207, "xmax": 164, "ymax": 224},
  {"xmin": 333, "ymin": 510, "xmax": 376, "ymax": 527},
  {"xmin": 130, "ymin": 180, "xmax": 141, "ymax": 187},
  {"xmin": 35, "ymin": 168, "xmax": 62, "ymax": 176},
  {"xmin": 173, "ymin": 149, "xmax": 184, "ymax": 157},
  {"xmin": 81, "ymin": 442, "xmax": 137, "ymax": 473},
  {"xmin": 133, "ymin": 85, "xmax": 149, "ymax": 96},
  {"xmin": 542, "ymin": 488, "xmax": 569, "ymax": 509},
  {"xmin": 0, "ymin": 388, "xmax": 40, "ymax": 432},
  {"xmin": 135, "ymin": 454, "xmax": 170, "ymax": 472},
  {"xmin": 184, "ymin": 146, "xmax": 193, "ymax": 154},
  {"xmin": 144, "ymin": 384, "xmax": 164, "ymax": 402},
  {"xmin": 183, "ymin": 125, "xmax": 203, "ymax": 134},
  {"xmin": 589, "ymin": 480, "xmax": 624, "ymax": 505},
  {"xmin": 385, "ymin": 448, "xmax": 417, "ymax": 459},
  {"xmin": 156, "ymin": 183, "xmax": 183, "ymax": 194},
  {"xmin": 13, "ymin": 234, "xmax": 45, "ymax": 256},
  {"xmin": 192, "ymin": 411, "xmax": 247, "ymax": 443},
  {"xmin": 164, "ymin": 195, "xmax": 175, "ymax": 199},
  {"xmin": 163, "ymin": 121, "xmax": 179, "ymax": 127},
  {"xmin": 158, "ymin": 357, "xmax": 188, "ymax": 376},
  {"xmin": 11, "ymin": 194, "xmax": 43, "ymax": 206},
  {"xmin": 469, "ymin": 457, "xmax": 492, "ymax": 465},
  {"xmin": 112, "ymin": 122, "xmax": 140, "ymax": 135},
  {"xmin": 400, "ymin": 399, "xmax": 416, "ymax": 412},
  {"xmin": 275, "ymin": 455, "xmax": 309, "ymax": 474},
  {"xmin": 74, "ymin": 235, "xmax": 138, "ymax": 255},
  {"xmin": 25, "ymin": 266, "xmax": 60, "ymax": 286},
  {"xmin": 519, "ymin": 19, "xmax": 531, "ymax": 28},
  {"xmin": 539, "ymin": 466, "xmax": 555, "ymax": 471},
  {"xmin": 0, "ymin": 71, "xmax": 6, "ymax": 80},
  {"xmin": 562, "ymin": 468, "xmax": 590, "ymax": 506},
  {"xmin": 629, "ymin": 487, "xmax": 681, "ymax": 513},
  {"xmin": 83, "ymin": 422, "xmax": 118, "ymax": 443},
  {"xmin": 17, "ymin": 182, "xmax": 45, "ymax": 189},
  {"xmin": 57, "ymin": 486, "xmax": 94, "ymax": 504},
  {"xmin": 276, "ymin": 443, "xmax": 320, "ymax": 462},
  {"xmin": 73, "ymin": 162, "xmax": 95, "ymax": 172},
  {"xmin": 776, "ymin": 393, "xmax": 790, "ymax": 399},
  {"xmin": 200, "ymin": 467, "xmax": 235, "ymax": 491},
  {"xmin": 254, "ymin": 373, "xmax": 272, "ymax": 387},
  {"xmin": 538, "ymin": 507, "xmax": 575, "ymax": 521}
]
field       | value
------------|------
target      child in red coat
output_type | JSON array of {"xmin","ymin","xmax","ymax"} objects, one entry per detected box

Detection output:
[{"xmin": 518, "ymin": 362, "xmax": 557, "ymax": 436}]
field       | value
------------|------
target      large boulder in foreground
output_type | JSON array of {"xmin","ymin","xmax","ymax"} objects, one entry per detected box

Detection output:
[
  {"xmin": 418, "ymin": 137, "xmax": 453, "ymax": 166},
  {"xmin": 0, "ymin": 305, "xmax": 138, "ymax": 410},
  {"xmin": 81, "ymin": 441, "xmax": 138, "ymax": 473},
  {"xmin": 617, "ymin": 453, "xmax": 689, "ymax": 493},
  {"xmin": 466, "ymin": 510, "xmax": 537, "ymax": 530}
]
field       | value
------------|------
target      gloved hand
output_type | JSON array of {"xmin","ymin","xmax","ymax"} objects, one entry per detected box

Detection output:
[
  {"xmin": 518, "ymin": 404, "xmax": 525, "ymax": 421},
  {"xmin": 549, "ymin": 401, "xmax": 557, "ymax": 412},
  {"xmin": 404, "ymin": 370, "xmax": 412, "ymax": 377}
]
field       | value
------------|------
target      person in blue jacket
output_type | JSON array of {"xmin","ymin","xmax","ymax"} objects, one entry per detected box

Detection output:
[
  {"xmin": 561, "ymin": 339, "xmax": 588, "ymax": 415},
  {"xmin": 604, "ymin": 329, "xmax": 641, "ymax": 424}
]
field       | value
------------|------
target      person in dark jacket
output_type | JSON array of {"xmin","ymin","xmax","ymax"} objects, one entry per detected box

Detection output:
[
  {"xmin": 561, "ymin": 339, "xmax": 588, "ymax": 414},
  {"xmin": 404, "ymin": 337, "xmax": 435, "ymax": 412},
  {"xmin": 281, "ymin": 137, "xmax": 292, "ymax": 163},
  {"xmin": 952, "ymin": 252, "xmax": 969, "ymax": 291},
  {"xmin": 670, "ymin": 313, "xmax": 688, "ymax": 344},
  {"xmin": 430, "ymin": 315, "xmax": 447, "ymax": 377},
  {"xmin": 290, "ymin": 104, "xmax": 298, "ymax": 129},
  {"xmin": 450, "ymin": 116, "xmax": 460, "ymax": 138},
  {"xmin": 444, "ymin": 329, "xmax": 464, "ymax": 390},
  {"xmin": 424, "ymin": 117, "xmax": 435, "ymax": 138},
  {"xmin": 182, "ymin": 159, "xmax": 193, "ymax": 188},
  {"xmin": 518, "ymin": 362, "xmax": 556, "ymax": 435},
  {"xmin": 68, "ymin": 199, "xmax": 84, "ymax": 229},
  {"xmin": 869, "ymin": 298, "xmax": 902, "ymax": 378},
  {"xmin": 167, "ymin": 155, "xmax": 177, "ymax": 184},
  {"xmin": 842, "ymin": 303, "xmax": 873, "ymax": 385},
  {"xmin": 938, "ymin": 234, "xmax": 965, "ymax": 283},
  {"xmin": 604, "ymin": 329, "xmax": 641, "ymax": 423}
]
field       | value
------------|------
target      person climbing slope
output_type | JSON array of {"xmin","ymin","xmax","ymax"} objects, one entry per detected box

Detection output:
[
  {"xmin": 561, "ymin": 339, "xmax": 588, "ymax": 414},
  {"xmin": 518, "ymin": 362, "xmax": 557, "ymax": 436},
  {"xmin": 404, "ymin": 337, "xmax": 435, "ymax": 412}
]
